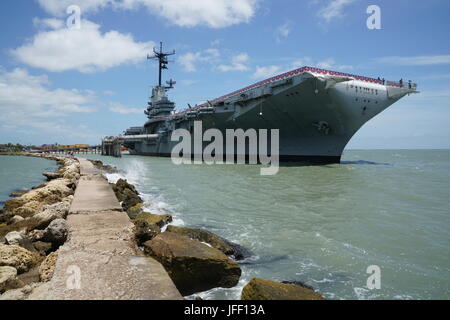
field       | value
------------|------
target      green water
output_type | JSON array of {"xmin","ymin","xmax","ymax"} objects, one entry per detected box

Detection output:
[
  {"xmin": 80, "ymin": 150, "xmax": 450, "ymax": 300},
  {"xmin": 0, "ymin": 156, "xmax": 58, "ymax": 209},
  {"xmin": 4, "ymin": 151, "xmax": 448, "ymax": 299}
]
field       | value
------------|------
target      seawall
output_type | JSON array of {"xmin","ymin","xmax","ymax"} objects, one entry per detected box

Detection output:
[
  {"xmin": 44, "ymin": 158, "xmax": 182, "ymax": 299},
  {"xmin": 1, "ymin": 153, "xmax": 325, "ymax": 301},
  {"xmin": 0, "ymin": 154, "xmax": 182, "ymax": 300}
]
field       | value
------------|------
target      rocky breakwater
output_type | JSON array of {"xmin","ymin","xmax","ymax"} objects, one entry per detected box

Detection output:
[
  {"xmin": 241, "ymin": 278, "xmax": 325, "ymax": 300},
  {"xmin": 112, "ymin": 178, "xmax": 247, "ymax": 297},
  {"xmin": 111, "ymin": 176, "xmax": 326, "ymax": 300},
  {"xmin": 0, "ymin": 155, "xmax": 79, "ymax": 297}
]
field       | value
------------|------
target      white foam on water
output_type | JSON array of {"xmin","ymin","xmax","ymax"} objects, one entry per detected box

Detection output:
[
  {"xmin": 312, "ymin": 278, "xmax": 335, "ymax": 284},
  {"xmin": 104, "ymin": 160, "xmax": 187, "ymax": 227},
  {"xmin": 393, "ymin": 294, "xmax": 414, "ymax": 300},
  {"xmin": 104, "ymin": 172, "xmax": 126, "ymax": 184},
  {"xmin": 353, "ymin": 287, "xmax": 383, "ymax": 300},
  {"xmin": 185, "ymin": 277, "xmax": 250, "ymax": 301}
]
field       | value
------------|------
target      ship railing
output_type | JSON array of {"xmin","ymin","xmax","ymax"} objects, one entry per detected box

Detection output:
[
  {"xmin": 174, "ymin": 66, "xmax": 418, "ymax": 116},
  {"xmin": 386, "ymin": 80, "xmax": 418, "ymax": 90}
]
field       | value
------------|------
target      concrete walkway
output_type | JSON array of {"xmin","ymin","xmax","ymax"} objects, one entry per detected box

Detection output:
[
  {"xmin": 69, "ymin": 175, "xmax": 122, "ymax": 213},
  {"xmin": 77, "ymin": 158, "xmax": 102, "ymax": 176},
  {"xmin": 41, "ymin": 158, "xmax": 182, "ymax": 300}
]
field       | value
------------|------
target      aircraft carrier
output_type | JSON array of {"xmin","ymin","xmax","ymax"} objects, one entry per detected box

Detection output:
[{"xmin": 112, "ymin": 43, "xmax": 418, "ymax": 163}]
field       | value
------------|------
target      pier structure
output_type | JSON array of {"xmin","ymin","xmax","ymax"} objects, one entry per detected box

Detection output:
[
  {"xmin": 31, "ymin": 146, "xmax": 102, "ymax": 155},
  {"xmin": 32, "ymin": 158, "xmax": 182, "ymax": 300},
  {"xmin": 101, "ymin": 136, "xmax": 123, "ymax": 158}
]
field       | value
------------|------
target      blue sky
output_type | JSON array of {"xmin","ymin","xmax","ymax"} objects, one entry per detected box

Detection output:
[{"xmin": 0, "ymin": 0, "xmax": 449, "ymax": 149}]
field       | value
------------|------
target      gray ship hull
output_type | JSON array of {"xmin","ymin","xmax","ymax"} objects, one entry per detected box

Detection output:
[{"xmin": 122, "ymin": 67, "xmax": 417, "ymax": 163}]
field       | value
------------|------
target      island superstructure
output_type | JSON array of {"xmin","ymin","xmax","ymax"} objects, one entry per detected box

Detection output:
[{"xmin": 107, "ymin": 43, "xmax": 418, "ymax": 163}]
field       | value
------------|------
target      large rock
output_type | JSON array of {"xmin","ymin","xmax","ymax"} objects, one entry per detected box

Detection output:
[
  {"xmin": 8, "ymin": 201, "xmax": 42, "ymax": 218},
  {"xmin": 33, "ymin": 241, "xmax": 53, "ymax": 256},
  {"xmin": 114, "ymin": 179, "xmax": 139, "ymax": 196},
  {"xmin": 39, "ymin": 251, "xmax": 58, "ymax": 282},
  {"xmin": 9, "ymin": 216, "xmax": 24, "ymax": 224},
  {"xmin": 41, "ymin": 198, "xmax": 71, "ymax": 219},
  {"xmin": 166, "ymin": 225, "xmax": 250, "ymax": 260},
  {"xmin": 28, "ymin": 230, "xmax": 44, "ymax": 242},
  {"xmin": 59, "ymin": 160, "xmax": 80, "ymax": 181},
  {"xmin": 32, "ymin": 211, "xmax": 57, "ymax": 230},
  {"xmin": 0, "ymin": 266, "xmax": 23, "ymax": 293},
  {"xmin": 89, "ymin": 160, "xmax": 118, "ymax": 173},
  {"xmin": 42, "ymin": 219, "xmax": 68, "ymax": 247},
  {"xmin": 0, "ymin": 282, "xmax": 50, "ymax": 300},
  {"xmin": 134, "ymin": 220, "xmax": 161, "ymax": 245},
  {"xmin": 121, "ymin": 189, "xmax": 143, "ymax": 212},
  {"xmin": 241, "ymin": 278, "xmax": 325, "ymax": 300},
  {"xmin": 4, "ymin": 232, "xmax": 35, "ymax": 252},
  {"xmin": 32, "ymin": 198, "xmax": 71, "ymax": 230},
  {"xmin": 143, "ymin": 232, "xmax": 241, "ymax": 296},
  {"xmin": 112, "ymin": 179, "xmax": 143, "ymax": 211},
  {"xmin": 0, "ymin": 244, "xmax": 41, "ymax": 273},
  {"xmin": 4, "ymin": 179, "xmax": 74, "ymax": 217},
  {"xmin": 135, "ymin": 212, "xmax": 172, "ymax": 228},
  {"xmin": 127, "ymin": 203, "xmax": 145, "ymax": 219},
  {"xmin": 43, "ymin": 172, "xmax": 61, "ymax": 181},
  {"xmin": 4, "ymin": 231, "xmax": 25, "ymax": 246},
  {"xmin": 9, "ymin": 190, "xmax": 28, "ymax": 198}
]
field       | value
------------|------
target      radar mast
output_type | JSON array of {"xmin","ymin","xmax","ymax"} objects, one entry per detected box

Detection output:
[{"xmin": 147, "ymin": 42, "xmax": 176, "ymax": 88}]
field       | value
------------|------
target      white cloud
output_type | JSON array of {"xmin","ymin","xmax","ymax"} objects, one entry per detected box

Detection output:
[
  {"xmin": 120, "ymin": 0, "xmax": 258, "ymax": 28},
  {"xmin": 316, "ymin": 0, "xmax": 357, "ymax": 23},
  {"xmin": 217, "ymin": 53, "xmax": 250, "ymax": 72},
  {"xmin": 37, "ymin": 0, "xmax": 114, "ymax": 16},
  {"xmin": 252, "ymin": 57, "xmax": 353, "ymax": 79},
  {"xmin": 0, "ymin": 68, "xmax": 142, "ymax": 143},
  {"xmin": 376, "ymin": 55, "xmax": 450, "ymax": 66},
  {"xmin": 252, "ymin": 65, "xmax": 281, "ymax": 79},
  {"xmin": 109, "ymin": 102, "xmax": 142, "ymax": 114},
  {"xmin": 33, "ymin": 17, "xmax": 65, "ymax": 29},
  {"xmin": 294, "ymin": 57, "xmax": 354, "ymax": 71},
  {"xmin": 37, "ymin": 0, "xmax": 258, "ymax": 28},
  {"xmin": 0, "ymin": 68, "xmax": 96, "ymax": 117},
  {"xmin": 205, "ymin": 48, "xmax": 220, "ymax": 57},
  {"xmin": 12, "ymin": 19, "xmax": 154, "ymax": 73},
  {"xmin": 178, "ymin": 52, "xmax": 202, "ymax": 72},
  {"xmin": 0, "ymin": 68, "xmax": 99, "ymax": 141},
  {"xmin": 178, "ymin": 48, "xmax": 221, "ymax": 72},
  {"xmin": 276, "ymin": 21, "xmax": 293, "ymax": 42}
]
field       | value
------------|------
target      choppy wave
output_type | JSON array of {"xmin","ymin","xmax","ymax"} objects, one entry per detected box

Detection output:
[
  {"xmin": 84, "ymin": 150, "xmax": 450, "ymax": 300},
  {"xmin": 104, "ymin": 162, "xmax": 187, "ymax": 228}
]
